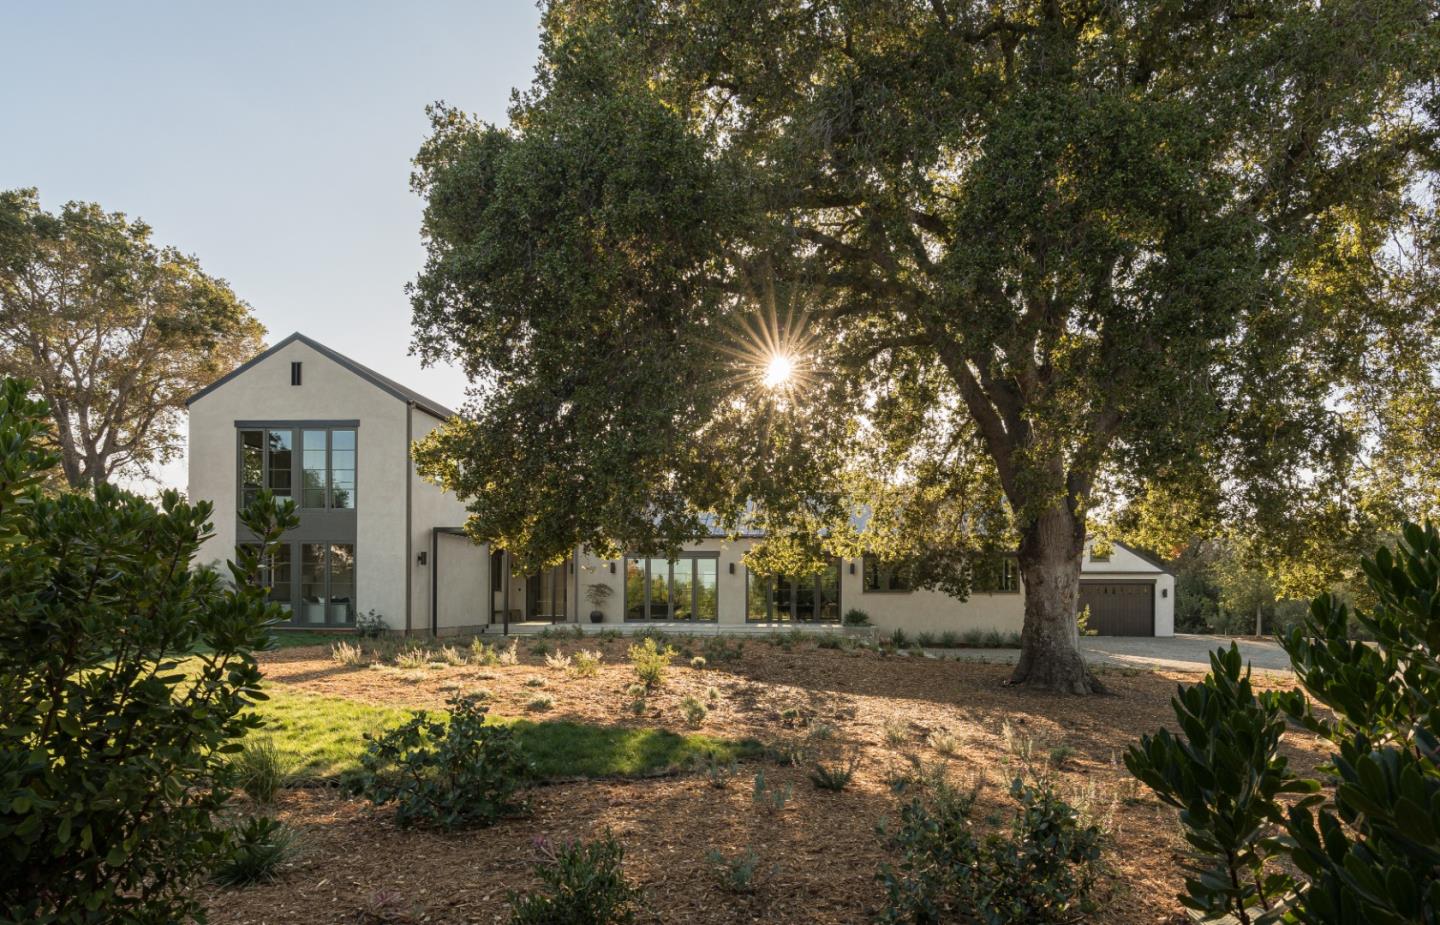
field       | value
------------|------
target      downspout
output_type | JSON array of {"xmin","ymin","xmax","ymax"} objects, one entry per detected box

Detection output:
[
  {"xmin": 404, "ymin": 401, "xmax": 414, "ymax": 635},
  {"xmin": 502, "ymin": 548, "xmax": 510, "ymax": 637},
  {"xmin": 431, "ymin": 527, "xmax": 440, "ymax": 636}
]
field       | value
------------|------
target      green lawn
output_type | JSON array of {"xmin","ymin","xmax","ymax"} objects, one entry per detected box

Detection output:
[{"xmin": 247, "ymin": 686, "xmax": 761, "ymax": 783}]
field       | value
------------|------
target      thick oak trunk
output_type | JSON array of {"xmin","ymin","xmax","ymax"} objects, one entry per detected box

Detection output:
[{"xmin": 1008, "ymin": 503, "xmax": 1104, "ymax": 694}]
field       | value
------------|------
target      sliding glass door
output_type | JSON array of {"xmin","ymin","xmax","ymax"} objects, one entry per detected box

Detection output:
[{"xmin": 746, "ymin": 559, "xmax": 842, "ymax": 623}]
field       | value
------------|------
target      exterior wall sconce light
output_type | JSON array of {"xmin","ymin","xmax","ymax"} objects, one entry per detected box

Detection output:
[
  {"xmin": 728, "ymin": 562, "xmax": 735, "ymax": 574},
  {"xmin": 609, "ymin": 562, "xmax": 616, "ymax": 574},
  {"xmin": 1162, "ymin": 588, "xmax": 1168, "ymax": 598},
  {"xmin": 416, "ymin": 551, "xmax": 427, "ymax": 566},
  {"xmin": 849, "ymin": 562, "xmax": 856, "ymax": 575}
]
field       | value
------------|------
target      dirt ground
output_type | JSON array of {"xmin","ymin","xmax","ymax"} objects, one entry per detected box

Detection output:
[{"xmin": 202, "ymin": 637, "xmax": 1327, "ymax": 925}]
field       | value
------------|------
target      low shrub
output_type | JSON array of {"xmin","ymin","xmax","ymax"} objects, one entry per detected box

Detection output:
[
  {"xmin": 498, "ymin": 639, "xmax": 520, "ymax": 666},
  {"xmin": 701, "ymin": 636, "xmax": 744, "ymax": 663},
  {"xmin": 878, "ymin": 776, "xmax": 1101, "ymax": 924},
  {"xmin": 689, "ymin": 655, "xmax": 707, "ymax": 670},
  {"xmin": 706, "ymin": 685, "xmax": 720, "ymax": 701},
  {"xmin": 752, "ymin": 770, "xmax": 792, "ymax": 815},
  {"xmin": 928, "ymin": 729, "xmax": 961, "ymax": 758},
  {"xmin": 571, "ymin": 649, "xmax": 603, "ymax": 677},
  {"xmin": 915, "ymin": 632, "xmax": 939, "ymax": 648},
  {"xmin": 702, "ymin": 752, "xmax": 739, "ymax": 789},
  {"xmin": 358, "ymin": 693, "xmax": 532, "ymax": 830},
  {"xmin": 525, "ymin": 676, "xmax": 546, "ymax": 688},
  {"xmin": 231, "ymin": 736, "xmax": 289, "ymax": 804},
  {"xmin": 706, "ymin": 846, "xmax": 774, "ymax": 895},
  {"xmin": 438, "ymin": 644, "xmax": 467, "ymax": 667},
  {"xmin": 810, "ymin": 752, "xmax": 860, "ymax": 791},
  {"xmin": 470, "ymin": 638, "xmax": 502, "ymax": 666},
  {"xmin": 394, "ymin": 647, "xmax": 429, "ymax": 670},
  {"xmin": 529, "ymin": 641, "xmax": 553, "ymax": 657},
  {"xmin": 544, "ymin": 651, "xmax": 572, "ymax": 671},
  {"xmin": 527, "ymin": 694, "xmax": 555, "ymax": 712},
  {"xmin": 815, "ymin": 634, "xmax": 843, "ymax": 649},
  {"xmin": 890, "ymin": 628, "xmax": 910, "ymax": 648},
  {"xmin": 680, "ymin": 695, "xmax": 708, "ymax": 727},
  {"xmin": 508, "ymin": 832, "xmax": 642, "ymax": 925},
  {"xmin": 843, "ymin": 607, "xmax": 871, "ymax": 626},
  {"xmin": 356, "ymin": 609, "xmax": 390, "ymax": 639},
  {"xmin": 211, "ymin": 817, "xmax": 299, "ymax": 888},
  {"xmin": 628, "ymin": 637, "xmax": 676, "ymax": 690},
  {"xmin": 883, "ymin": 721, "xmax": 911, "ymax": 749},
  {"xmin": 331, "ymin": 640, "xmax": 367, "ymax": 667}
]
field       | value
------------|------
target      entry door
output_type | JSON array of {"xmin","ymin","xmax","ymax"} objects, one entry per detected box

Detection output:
[{"xmin": 1078, "ymin": 581, "xmax": 1155, "ymax": 636}]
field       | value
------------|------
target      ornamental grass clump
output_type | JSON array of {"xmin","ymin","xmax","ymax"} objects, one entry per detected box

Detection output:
[
  {"xmin": 507, "ymin": 832, "xmax": 642, "ymax": 925},
  {"xmin": 628, "ymin": 637, "xmax": 676, "ymax": 690}
]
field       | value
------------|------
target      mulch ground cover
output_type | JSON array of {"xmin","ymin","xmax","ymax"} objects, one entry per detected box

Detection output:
[{"xmin": 201, "ymin": 636, "xmax": 1326, "ymax": 925}]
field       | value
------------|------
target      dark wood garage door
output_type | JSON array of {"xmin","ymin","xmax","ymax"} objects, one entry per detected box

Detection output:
[{"xmin": 1078, "ymin": 581, "xmax": 1154, "ymax": 636}]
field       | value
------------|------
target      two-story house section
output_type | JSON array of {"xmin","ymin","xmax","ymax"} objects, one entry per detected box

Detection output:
[
  {"xmin": 185, "ymin": 332, "xmax": 490, "ymax": 635},
  {"xmin": 188, "ymin": 333, "xmax": 1174, "ymax": 638}
]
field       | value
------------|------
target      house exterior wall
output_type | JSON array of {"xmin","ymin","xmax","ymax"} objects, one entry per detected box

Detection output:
[
  {"xmin": 189, "ymin": 339, "xmax": 410, "ymax": 631},
  {"xmin": 1080, "ymin": 541, "xmax": 1175, "ymax": 636},
  {"xmin": 407, "ymin": 405, "xmax": 489, "ymax": 634}
]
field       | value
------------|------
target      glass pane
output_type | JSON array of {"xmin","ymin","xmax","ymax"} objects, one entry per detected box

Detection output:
[
  {"xmin": 302, "ymin": 430, "xmax": 326, "ymax": 508},
  {"xmin": 241, "ymin": 431, "xmax": 263, "ymax": 507},
  {"xmin": 332, "ymin": 429, "xmax": 356, "ymax": 509},
  {"xmin": 818, "ymin": 559, "xmax": 840, "ymax": 621},
  {"xmin": 746, "ymin": 572, "xmax": 769, "ymax": 622},
  {"xmin": 646, "ymin": 557, "xmax": 669, "ymax": 620},
  {"xmin": 671, "ymin": 559, "xmax": 694, "ymax": 621},
  {"xmin": 298, "ymin": 543, "xmax": 326, "ymax": 625},
  {"xmin": 773, "ymin": 575, "xmax": 794, "ymax": 623},
  {"xmin": 270, "ymin": 543, "xmax": 292, "ymax": 613},
  {"xmin": 624, "ymin": 558, "xmax": 647, "ymax": 620},
  {"xmin": 328, "ymin": 544, "xmax": 355, "ymax": 624},
  {"xmin": 695, "ymin": 559, "xmax": 717, "ymax": 621},
  {"xmin": 267, "ymin": 430, "xmax": 292, "ymax": 496},
  {"xmin": 331, "ymin": 429, "xmax": 355, "ymax": 451},
  {"xmin": 794, "ymin": 574, "xmax": 816, "ymax": 622}
]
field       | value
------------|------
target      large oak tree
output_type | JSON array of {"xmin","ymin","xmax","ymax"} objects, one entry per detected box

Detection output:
[
  {"xmin": 409, "ymin": 0, "xmax": 1438, "ymax": 692},
  {"xmin": 0, "ymin": 189, "xmax": 265, "ymax": 490}
]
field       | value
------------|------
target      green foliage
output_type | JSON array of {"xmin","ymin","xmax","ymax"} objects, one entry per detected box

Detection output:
[
  {"xmin": 571, "ymin": 648, "xmax": 603, "ymax": 677},
  {"xmin": 1129, "ymin": 523, "xmax": 1440, "ymax": 924},
  {"xmin": 878, "ymin": 776, "xmax": 1101, "ymax": 924},
  {"xmin": 680, "ymin": 695, "xmax": 707, "ymax": 727},
  {"xmin": 701, "ymin": 636, "xmax": 743, "ymax": 664},
  {"xmin": 356, "ymin": 609, "xmax": 389, "ymax": 639},
  {"xmin": 0, "ymin": 378, "xmax": 292, "ymax": 923},
  {"xmin": 843, "ymin": 608, "xmax": 871, "ymax": 627},
  {"xmin": 706, "ymin": 846, "xmax": 774, "ymax": 895},
  {"xmin": 507, "ymin": 832, "xmax": 642, "ymax": 925},
  {"xmin": 210, "ymin": 816, "xmax": 299, "ymax": 888},
  {"xmin": 358, "ymin": 693, "xmax": 532, "ymax": 830},
  {"xmin": 0, "ymin": 189, "xmax": 266, "ymax": 489},
  {"xmin": 231, "ymin": 736, "xmax": 290, "ymax": 804},
  {"xmin": 628, "ymin": 637, "xmax": 675, "ymax": 690},
  {"xmin": 809, "ymin": 752, "xmax": 859, "ymax": 792},
  {"xmin": 751, "ymin": 770, "xmax": 792, "ymax": 815}
]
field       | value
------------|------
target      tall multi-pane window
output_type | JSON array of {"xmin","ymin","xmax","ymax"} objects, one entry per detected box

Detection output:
[
  {"xmin": 623, "ymin": 555, "xmax": 718, "ymax": 621},
  {"xmin": 241, "ymin": 426, "xmax": 355, "ymax": 511},
  {"xmin": 295, "ymin": 542, "xmax": 355, "ymax": 625},
  {"xmin": 746, "ymin": 559, "xmax": 842, "ymax": 622}
]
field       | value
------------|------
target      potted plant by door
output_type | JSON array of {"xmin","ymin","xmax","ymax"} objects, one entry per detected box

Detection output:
[{"xmin": 585, "ymin": 583, "xmax": 613, "ymax": 624}]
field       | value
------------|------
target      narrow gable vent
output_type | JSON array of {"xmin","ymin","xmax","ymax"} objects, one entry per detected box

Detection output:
[{"xmin": 290, "ymin": 361, "xmax": 302, "ymax": 386}]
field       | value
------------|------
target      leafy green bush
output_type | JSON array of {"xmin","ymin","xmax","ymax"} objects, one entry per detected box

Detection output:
[
  {"xmin": 878, "ymin": 776, "xmax": 1101, "ymax": 924},
  {"xmin": 356, "ymin": 609, "xmax": 389, "ymax": 639},
  {"xmin": 706, "ymin": 846, "xmax": 774, "ymax": 894},
  {"xmin": 628, "ymin": 637, "xmax": 675, "ymax": 690},
  {"xmin": 571, "ymin": 649, "xmax": 603, "ymax": 676},
  {"xmin": 701, "ymin": 636, "xmax": 743, "ymax": 663},
  {"xmin": 358, "ymin": 693, "xmax": 532, "ymax": 830},
  {"xmin": 680, "ymin": 695, "xmax": 707, "ymax": 727},
  {"xmin": 211, "ymin": 816, "xmax": 299, "ymax": 887},
  {"xmin": 843, "ymin": 607, "xmax": 871, "ymax": 626},
  {"xmin": 1127, "ymin": 522, "xmax": 1440, "ymax": 924},
  {"xmin": 809, "ymin": 752, "xmax": 859, "ymax": 791},
  {"xmin": 0, "ymin": 379, "xmax": 293, "ymax": 923},
  {"xmin": 508, "ymin": 832, "xmax": 642, "ymax": 925}
]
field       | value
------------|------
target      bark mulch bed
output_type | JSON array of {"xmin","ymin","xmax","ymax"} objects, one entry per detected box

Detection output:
[{"xmin": 201, "ymin": 637, "xmax": 1327, "ymax": 925}]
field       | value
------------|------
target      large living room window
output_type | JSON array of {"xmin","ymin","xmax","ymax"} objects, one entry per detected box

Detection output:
[
  {"xmin": 240, "ymin": 426, "xmax": 356, "ymax": 510},
  {"xmin": 746, "ymin": 559, "xmax": 841, "ymax": 622},
  {"xmin": 623, "ymin": 555, "xmax": 718, "ymax": 621}
]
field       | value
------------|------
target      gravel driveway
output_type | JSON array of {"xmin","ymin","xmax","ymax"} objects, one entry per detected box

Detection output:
[{"xmin": 934, "ymin": 633, "xmax": 1293, "ymax": 675}]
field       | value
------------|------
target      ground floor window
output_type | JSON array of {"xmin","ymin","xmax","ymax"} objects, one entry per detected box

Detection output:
[
  {"xmin": 526, "ymin": 560, "xmax": 570, "ymax": 621},
  {"xmin": 746, "ymin": 559, "xmax": 841, "ymax": 622},
  {"xmin": 240, "ymin": 541, "xmax": 355, "ymax": 626},
  {"xmin": 623, "ymin": 555, "xmax": 718, "ymax": 621},
  {"xmin": 971, "ymin": 556, "xmax": 1019, "ymax": 593}
]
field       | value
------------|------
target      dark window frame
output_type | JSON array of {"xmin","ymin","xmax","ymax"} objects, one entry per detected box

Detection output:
[
  {"xmin": 237, "ymin": 540, "xmax": 355, "ymax": 626},
  {"xmin": 622, "ymin": 553, "xmax": 720, "ymax": 622},
  {"xmin": 238, "ymin": 424, "xmax": 357, "ymax": 512},
  {"xmin": 971, "ymin": 556, "xmax": 1020, "ymax": 594},
  {"xmin": 861, "ymin": 554, "xmax": 912, "ymax": 593}
]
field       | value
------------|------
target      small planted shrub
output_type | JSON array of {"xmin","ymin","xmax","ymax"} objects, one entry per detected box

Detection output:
[
  {"xmin": 508, "ymin": 833, "xmax": 642, "ymax": 925},
  {"xmin": 356, "ymin": 609, "xmax": 389, "ymax": 639},
  {"xmin": 498, "ymin": 639, "xmax": 520, "ymax": 666},
  {"xmin": 211, "ymin": 816, "xmax": 299, "ymax": 888},
  {"xmin": 680, "ymin": 695, "xmax": 708, "ymax": 727},
  {"xmin": 843, "ymin": 607, "xmax": 871, "ymax": 626},
  {"xmin": 529, "ymin": 640, "xmax": 553, "ymax": 657},
  {"xmin": 706, "ymin": 846, "xmax": 774, "ymax": 895},
  {"xmin": 527, "ymin": 694, "xmax": 555, "ymax": 712},
  {"xmin": 629, "ymin": 637, "xmax": 676, "ymax": 690},
  {"xmin": 928, "ymin": 729, "xmax": 962, "ymax": 758},
  {"xmin": 701, "ymin": 636, "xmax": 743, "ymax": 663},
  {"xmin": 878, "ymin": 776, "xmax": 1101, "ymax": 924},
  {"xmin": 702, "ymin": 752, "xmax": 739, "ymax": 789},
  {"xmin": 706, "ymin": 685, "xmax": 720, "ymax": 701},
  {"xmin": 810, "ymin": 752, "xmax": 860, "ymax": 791},
  {"xmin": 915, "ymin": 632, "xmax": 939, "ymax": 648},
  {"xmin": 394, "ymin": 646, "xmax": 429, "ymax": 670},
  {"xmin": 751, "ymin": 770, "xmax": 792, "ymax": 815},
  {"xmin": 544, "ymin": 651, "xmax": 572, "ymax": 671},
  {"xmin": 1048, "ymin": 745, "xmax": 1077, "ymax": 768},
  {"xmin": 883, "ymin": 721, "xmax": 911, "ymax": 749},
  {"xmin": 438, "ymin": 644, "xmax": 467, "ymax": 667},
  {"xmin": 331, "ymin": 639, "xmax": 367, "ymax": 666},
  {"xmin": 525, "ymin": 676, "xmax": 547, "ymax": 688},
  {"xmin": 689, "ymin": 655, "xmax": 707, "ymax": 670},
  {"xmin": 231, "ymin": 736, "xmax": 289, "ymax": 804},
  {"xmin": 358, "ymin": 693, "xmax": 531, "ymax": 830},
  {"xmin": 815, "ymin": 634, "xmax": 843, "ymax": 649},
  {"xmin": 571, "ymin": 649, "xmax": 603, "ymax": 677},
  {"xmin": 470, "ymin": 638, "xmax": 501, "ymax": 666},
  {"xmin": 890, "ymin": 628, "xmax": 910, "ymax": 648}
]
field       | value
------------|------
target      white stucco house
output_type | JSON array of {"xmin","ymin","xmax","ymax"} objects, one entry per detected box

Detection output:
[{"xmin": 186, "ymin": 333, "xmax": 1174, "ymax": 638}]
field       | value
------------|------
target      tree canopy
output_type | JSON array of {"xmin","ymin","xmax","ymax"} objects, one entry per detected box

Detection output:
[
  {"xmin": 0, "ymin": 188, "xmax": 265, "ymax": 490},
  {"xmin": 410, "ymin": 0, "xmax": 1439, "ymax": 692}
]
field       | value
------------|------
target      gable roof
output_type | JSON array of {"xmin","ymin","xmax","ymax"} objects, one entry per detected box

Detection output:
[
  {"xmin": 1111, "ymin": 540, "xmax": 1173, "ymax": 575},
  {"xmin": 184, "ymin": 332, "xmax": 457, "ymax": 420}
]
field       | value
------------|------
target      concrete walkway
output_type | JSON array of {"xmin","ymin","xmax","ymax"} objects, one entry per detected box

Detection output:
[{"xmin": 932, "ymin": 633, "xmax": 1293, "ymax": 675}]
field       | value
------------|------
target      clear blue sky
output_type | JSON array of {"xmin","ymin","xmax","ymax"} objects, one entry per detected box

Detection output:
[{"xmin": 0, "ymin": 1, "xmax": 543, "ymax": 490}]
